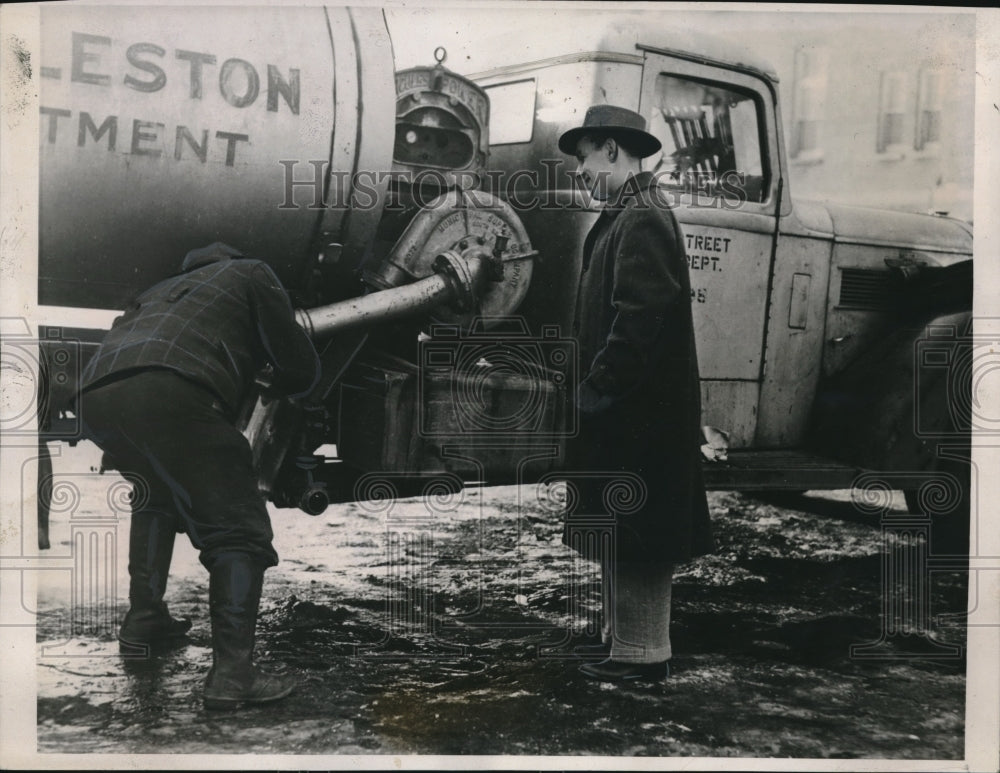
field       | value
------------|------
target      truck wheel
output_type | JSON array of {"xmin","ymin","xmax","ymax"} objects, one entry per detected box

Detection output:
[
  {"xmin": 902, "ymin": 488, "xmax": 921, "ymax": 515},
  {"xmin": 903, "ymin": 461, "xmax": 970, "ymax": 555}
]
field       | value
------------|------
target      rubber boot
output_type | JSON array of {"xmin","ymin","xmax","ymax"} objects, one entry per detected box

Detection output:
[
  {"xmin": 118, "ymin": 512, "xmax": 192, "ymax": 654},
  {"xmin": 202, "ymin": 552, "xmax": 295, "ymax": 711}
]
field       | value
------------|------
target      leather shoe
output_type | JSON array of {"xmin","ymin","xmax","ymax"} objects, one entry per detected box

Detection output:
[{"xmin": 579, "ymin": 658, "xmax": 669, "ymax": 682}]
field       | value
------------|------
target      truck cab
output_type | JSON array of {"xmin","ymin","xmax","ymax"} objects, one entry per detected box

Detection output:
[{"xmin": 469, "ymin": 23, "xmax": 973, "ymax": 494}]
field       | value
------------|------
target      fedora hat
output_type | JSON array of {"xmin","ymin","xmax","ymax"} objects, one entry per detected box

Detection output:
[{"xmin": 558, "ymin": 104, "xmax": 662, "ymax": 159}]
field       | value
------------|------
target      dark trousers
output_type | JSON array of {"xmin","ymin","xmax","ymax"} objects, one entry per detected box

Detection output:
[{"xmin": 79, "ymin": 369, "xmax": 278, "ymax": 569}]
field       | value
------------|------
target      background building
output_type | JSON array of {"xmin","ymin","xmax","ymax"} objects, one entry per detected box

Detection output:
[{"xmin": 751, "ymin": 12, "xmax": 976, "ymax": 222}]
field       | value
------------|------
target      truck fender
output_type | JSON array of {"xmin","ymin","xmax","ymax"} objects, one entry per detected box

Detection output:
[{"xmin": 807, "ymin": 310, "xmax": 972, "ymax": 486}]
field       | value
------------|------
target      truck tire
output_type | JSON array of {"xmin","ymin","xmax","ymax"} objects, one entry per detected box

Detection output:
[{"xmin": 903, "ymin": 459, "xmax": 970, "ymax": 555}]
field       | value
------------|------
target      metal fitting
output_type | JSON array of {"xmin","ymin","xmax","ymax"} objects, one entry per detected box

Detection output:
[
  {"xmin": 488, "ymin": 233, "xmax": 510, "ymax": 282},
  {"xmin": 433, "ymin": 249, "xmax": 488, "ymax": 311},
  {"xmin": 299, "ymin": 485, "xmax": 330, "ymax": 516}
]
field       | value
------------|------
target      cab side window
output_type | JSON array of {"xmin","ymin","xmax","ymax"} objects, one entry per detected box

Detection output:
[{"xmin": 644, "ymin": 75, "xmax": 768, "ymax": 204}]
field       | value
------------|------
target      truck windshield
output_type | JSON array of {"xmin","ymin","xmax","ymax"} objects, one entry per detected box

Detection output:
[{"xmin": 644, "ymin": 74, "xmax": 768, "ymax": 203}]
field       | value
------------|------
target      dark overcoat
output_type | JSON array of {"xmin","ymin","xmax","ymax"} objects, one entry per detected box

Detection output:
[{"xmin": 565, "ymin": 172, "xmax": 714, "ymax": 564}]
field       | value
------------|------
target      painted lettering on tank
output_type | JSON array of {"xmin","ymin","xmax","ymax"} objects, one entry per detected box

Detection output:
[
  {"xmin": 40, "ymin": 106, "xmax": 250, "ymax": 166},
  {"xmin": 57, "ymin": 32, "xmax": 301, "ymax": 115},
  {"xmin": 54, "ymin": 31, "xmax": 301, "ymax": 113},
  {"xmin": 42, "ymin": 30, "xmax": 302, "ymax": 166}
]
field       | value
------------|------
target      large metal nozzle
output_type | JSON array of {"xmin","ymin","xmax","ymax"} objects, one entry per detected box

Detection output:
[{"xmin": 295, "ymin": 247, "xmax": 492, "ymax": 340}]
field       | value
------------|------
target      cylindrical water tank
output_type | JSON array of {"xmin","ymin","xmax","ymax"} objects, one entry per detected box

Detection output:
[{"xmin": 38, "ymin": 5, "xmax": 396, "ymax": 310}]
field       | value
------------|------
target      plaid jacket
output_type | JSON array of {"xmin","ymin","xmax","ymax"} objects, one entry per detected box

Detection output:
[{"xmin": 81, "ymin": 245, "xmax": 320, "ymax": 414}]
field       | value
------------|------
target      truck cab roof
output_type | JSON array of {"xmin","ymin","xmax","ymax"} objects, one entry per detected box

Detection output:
[{"xmin": 459, "ymin": 12, "xmax": 779, "ymax": 83}]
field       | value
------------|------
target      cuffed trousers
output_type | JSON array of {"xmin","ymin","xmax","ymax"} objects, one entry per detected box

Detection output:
[{"xmin": 601, "ymin": 555, "xmax": 674, "ymax": 664}]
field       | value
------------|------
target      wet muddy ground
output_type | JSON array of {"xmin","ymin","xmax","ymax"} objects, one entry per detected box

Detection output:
[{"xmin": 35, "ymin": 444, "xmax": 968, "ymax": 759}]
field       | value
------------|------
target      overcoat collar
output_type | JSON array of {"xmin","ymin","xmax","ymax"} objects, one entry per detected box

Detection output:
[
  {"xmin": 581, "ymin": 171, "xmax": 658, "ymax": 272},
  {"xmin": 599, "ymin": 170, "xmax": 658, "ymax": 220},
  {"xmin": 582, "ymin": 171, "xmax": 657, "ymax": 273}
]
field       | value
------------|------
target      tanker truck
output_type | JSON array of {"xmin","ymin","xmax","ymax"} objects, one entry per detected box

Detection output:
[{"xmin": 29, "ymin": 7, "xmax": 973, "ymax": 545}]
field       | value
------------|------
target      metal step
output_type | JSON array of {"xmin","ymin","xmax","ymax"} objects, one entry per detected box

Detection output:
[{"xmin": 702, "ymin": 449, "xmax": 866, "ymax": 491}]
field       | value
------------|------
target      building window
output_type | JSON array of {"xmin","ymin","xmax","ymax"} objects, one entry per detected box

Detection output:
[
  {"xmin": 791, "ymin": 46, "xmax": 828, "ymax": 161},
  {"xmin": 915, "ymin": 69, "xmax": 943, "ymax": 152},
  {"xmin": 877, "ymin": 71, "xmax": 908, "ymax": 155}
]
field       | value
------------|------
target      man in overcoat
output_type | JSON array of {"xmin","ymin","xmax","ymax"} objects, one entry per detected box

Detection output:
[
  {"xmin": 559, "ymin": 105, "xmax": 715, "ymax": 682},
  {"xmin": 77, "ymin": 242, "xmax": 320, "ymax": 709}
]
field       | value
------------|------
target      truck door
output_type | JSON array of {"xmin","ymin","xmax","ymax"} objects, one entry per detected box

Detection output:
[{"xmin": 637, "ymin": 50, "xmax": 782, "ymax": 448}]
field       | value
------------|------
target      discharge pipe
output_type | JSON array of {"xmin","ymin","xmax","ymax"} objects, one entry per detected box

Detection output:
[
  {"xmin": 248, "ymin": 240, "xmax": 502, "ymax": 507},
  {"xmin": 295, "ymin": 249, "xmax": 494, "ymax": 339}
]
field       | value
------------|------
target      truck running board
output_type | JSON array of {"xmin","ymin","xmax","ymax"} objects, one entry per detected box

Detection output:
[{"xmin": 702, "ymin": 450, "xmax": 866, "ymax": 491}]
